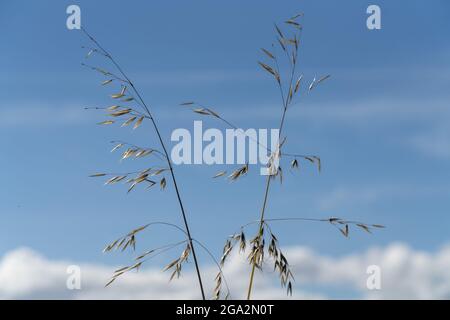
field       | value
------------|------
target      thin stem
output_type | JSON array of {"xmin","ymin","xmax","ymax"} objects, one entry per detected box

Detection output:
[
  {"xmin": 135, "ymin": 221, "xmax": 188, "ymax": 237},
  {"xmin": 236, "ymin": 217, "xmax": 337, "ymax": 233},
  {"xmin": 247, "ymin": 175, "xmax": 272, "ymax": 300},
  {"xmin": 138, "ymin": 240, "xmax": 189, "ymax": 264},
  {"xmin": 247, "ymin": 25, "xmax": 300, "ymax": 300},
  {"xmin": 193, "ymin": 239, "xmax": 232, "ymax": 299},
  {"xmin": 81, "ymin": 28, "xmax": 206, "ymax": 300},
  {"xmin": 193, "ymin": 103, "xmax": 317, "ymax": 162},
  {"xmin": 81, "ymin": 62, "xmax": 129, "ymax": 84}
]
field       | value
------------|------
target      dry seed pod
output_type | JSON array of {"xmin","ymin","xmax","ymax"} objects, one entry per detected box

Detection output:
[
  {"xmin": 110, "ymin": 109, "xmax": 131, "ymax": 117},
  {"xmin": 133, "ymin": 116, "xmax": 144, "ymax": 129},
  {"xmin": 98, "ymin": 120, "xmax": 114, "ymax": 125},
  {"xmin": 111, "ymin": 143, "xmax": 123, "ymax": 152},
  {"xmin": 89, "ymin": 173, "xmax": 107, "ymax": 177},
  {"xmin": 121, "ymin": 116, "xmax": 137, "ymax": 127},
  {"xmin": 111, "ymin": 93, "xmax": 125, "ymax": 99},
  {"xmin": 213, "ymin": 171, "xmax": 227, "ymax": 179},
  {"xmin": 261, "ymin": 48, "xmax": 275, "ymax": 59},
  {"xmin": 160, "ymin": 177, "xmax": 167, "ymax": 190}
]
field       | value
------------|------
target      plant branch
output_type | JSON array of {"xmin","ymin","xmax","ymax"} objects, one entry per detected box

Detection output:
[
  {"xmin": 246, "ymin": 22, "xmax": 300, "ymax": 300},
  {"xmin": 193, "ymin": 239, "xmax": 232, "ymax": 299},
  {"xmin": 81, "ymin": 27, "xmax": 206, "ymax": 300},
  {"xmin": 247, "ymin": 175, "xmax": 272, "ymax": 299}
]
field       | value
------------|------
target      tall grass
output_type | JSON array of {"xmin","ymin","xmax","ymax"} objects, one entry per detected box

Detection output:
[
  {"xmin": 184, "ymin": 13, "xmax": 384, "ymax": 300},
  {"xmin": 81, "ymin": 12, "xmax": 384, "ymax": 300},
  {"xmin": 80, "ymin": 28, "xmax": 207, "ymax": 300}
]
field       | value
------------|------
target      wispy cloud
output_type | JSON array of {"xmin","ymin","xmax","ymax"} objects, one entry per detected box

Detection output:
[
  {"xmin": 318, "ymin": 184, "xmax": 450, "ymax": 211},
  {"xmin": 131, "ymin": 69, "xmax": 260, "ymax": 87},
  {"xmin": 0, "ymin": 104, "xmax": 88, "ymax": 128},
  {"xmin": 318, "ymin": 187, "xmax": 380, "ymax": 211},
  {"xmin": 410, "ymin": 126, "xmax": 450, "ymax": 159},
  {"xmin": 218, "ymin": 97, "xmax": 450, "ymax": 124},
  {"xmin": 1, "ymin": 243, "xmax": 450, "ymax": 299}
]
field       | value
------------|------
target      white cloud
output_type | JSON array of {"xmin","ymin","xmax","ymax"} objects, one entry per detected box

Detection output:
[
  {"xmin": 0, "ymin": 247, "xmax": 320, "ymax": 300},
  {"xmin": 285, "ymin": 243, "xmax": 450, "ymax": 299},
  {"xmin": 1, "ymin": 243, "xmax": 450, "ymax": 300}
]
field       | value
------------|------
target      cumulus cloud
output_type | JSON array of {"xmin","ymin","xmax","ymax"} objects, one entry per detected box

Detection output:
[
  {"xmin": 1, "ymin": 243, "xmax": 449, "ymax": 300},
  {"xmin": 0, "ymin": 247, "xmax": 320, "ymax": 300},
  {"xmin": 285, "ymin": 244, "xmax": 450, "ymax": 299}
]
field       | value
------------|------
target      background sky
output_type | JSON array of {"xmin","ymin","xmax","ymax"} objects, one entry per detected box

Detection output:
[{"xmin": 1, "ymin": 0, "xmax": 450, "ymax": 299}]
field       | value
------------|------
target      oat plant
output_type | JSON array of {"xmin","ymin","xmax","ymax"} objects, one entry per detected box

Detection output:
[
  {"xmin": 78, "ymin": 28, "xmax": 225, "ymax": 300},
  {"xmin": 182, "ymin": 13, "xmax": 384, "ymax": 299}
]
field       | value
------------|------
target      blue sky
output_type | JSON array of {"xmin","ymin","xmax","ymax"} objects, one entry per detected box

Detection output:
[{"xmin": 1, "ymin": 0, "xmax": 450, "ymax": 299}]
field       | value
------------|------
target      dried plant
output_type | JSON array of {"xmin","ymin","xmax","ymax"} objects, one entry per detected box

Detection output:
[
  {"xmin": 78, "ymin": 28, "xmax": 236, "ymax": 300},
  {"xmin": 183, "ymin": 13, "xmax": 385, "ymax": 299},
  {"xmin": 80, "ymin": 11, "xmax": 384, "ymax": 301}
]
